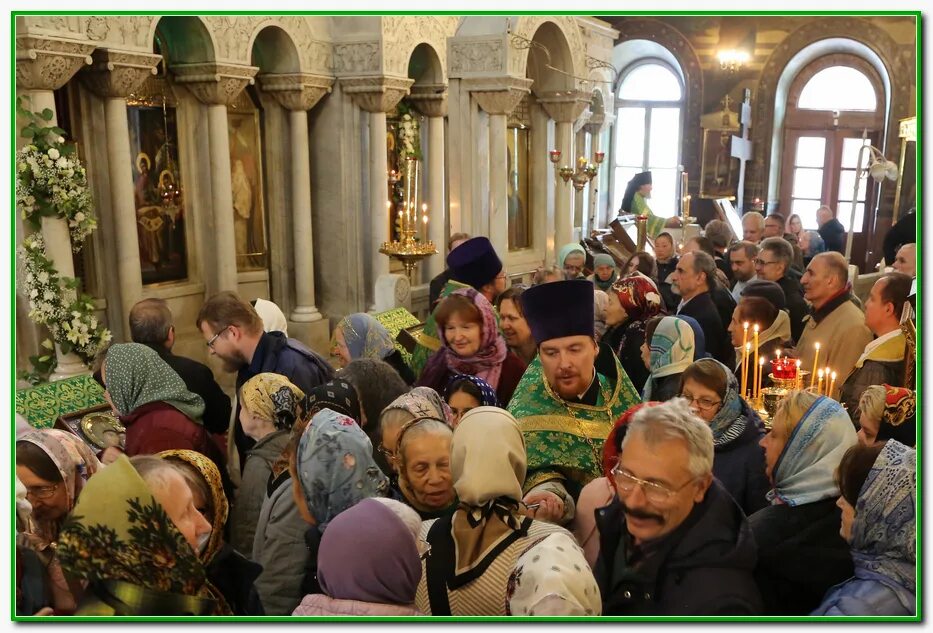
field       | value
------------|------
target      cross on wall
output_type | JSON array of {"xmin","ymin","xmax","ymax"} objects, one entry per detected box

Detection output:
[{"xmin": 730, "ymin": 88, "xmax": 754, "ymax": 214}]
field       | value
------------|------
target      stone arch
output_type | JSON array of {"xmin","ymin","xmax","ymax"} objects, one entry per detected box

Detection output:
[
  {"xmin": 249, "ymin": 24, "xmax": 301, "ymax": 74},
  {"xmin": 612, "ymin": 19, "xmax": 703, "ymax": 181},
  {"xmin": 406, "ymin": 41, "xmax": 445, "ymax": 86},
  {"xmin": 523, "ymin": 21, "xmax": 576, "ymax": 94},
  {"xmin": 151, "ymin": 16, "xmax": 216, "ymax": 64},
  {"xmin": 512, "ymin": 16, "xmax": 586, "ymax": 82},
  {"xmin": 755, "ymin": 17, "xmax": 910, "ymax": 207}
]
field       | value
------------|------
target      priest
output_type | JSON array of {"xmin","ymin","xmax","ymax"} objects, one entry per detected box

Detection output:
[
  {"xmin": 619, "ymin": 170, "xmax": 680, "ymax": 239},
  {"xmin": 508, "ymin": 279, "xmax": 640, "ymax": 525}
]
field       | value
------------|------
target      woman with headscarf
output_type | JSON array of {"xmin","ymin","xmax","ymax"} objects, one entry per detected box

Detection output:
[
  {"xmin": 445, "ymin": 374, "xmax": 500, "ymax": 426},
  {"xmin": 230, "ymin": 373, "xmax": 308, "ymax": 556},
  {"xmin": 415, "ymin": 407, "xmax": 569, "ymax": 615},
  {"xmin": 678, "ymin": 359, "xmax": 770, "ymax": 515},
  {"xmin": 558, "ymin": 243, "xmax": 588, "ymax": 279},
  {"xmin": 507, "ymin": 532, "xmax": 602, "ymax": 616},
  {"xmin": 417, "ymin": 288, "xmax": 526, "ymax": 406},
  {"xmin": 293, "ymin": 498, "xmax": 424, "ymax": 616},
  {"xmin": 604, "ymin": 272, "xmax": 665, "ymax": 392},
  {"xmin": 57, "ymin": 455, "xmax": 228, "ymax": 615},
  {"xmin": 100, "ymin": 343, "xmax": 223, "ymax": 468},
  {"xmin": 16, "ymin": 429, "xmax": 102, "ymax": 613},
  {"xmin": 587, "ymin": 253, "xmax": 618, "ymax": 292},
  {"xmin": 749, "ymin": 391, "xmax": 858, "ymax": 615},
  {"xmin": 856, "ymin": 385, "xmax": 916, "ymax": 447},
  {"xmin": 252, "ymin": 298, "xmax": 288, "ymax": 335},
  {"xmin": 593, "ymin": 289, "xmax": 610, "ymax": 342},
  {"xmin": 813, "ymin": 440, "xmax": 916, "ymax": 616},
  {"xmin": 640, "ymin": 316, "xmax": 698, "ymax": 401},
  {"xmin": 331, "ymin": 313, "xmax": 415, "ymax": 385},
  {"xmin": 158, "ymin": 449, "xmax": 263, "ymax": 615},
  {"xmin": 395, "ymin": 418, "xmax": 457, "ymax": 520}
]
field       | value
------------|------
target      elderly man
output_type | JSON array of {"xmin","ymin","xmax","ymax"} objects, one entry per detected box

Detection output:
[
  {"xmin": 672, "ymin": 251, "xmax": 734, "ymax": 366},
  {"xmin": 742, "ymin": 211, "xmax": 765, "ymax": 243},
  {"xmin": 755, "ymin": 237, "xmax": 808, "ymax": 342},
  {"xmin": 839, "ymin": 272, "xmax": 913, "ymax": 416},
  {"xmin": 594, "ymin": 398, "xmax": 763, "ymax": 615},
  {"xmin": 892, "ymin": 243, "xmax": 916, "ymax": 278},
  {"xmin": 728, "ymin": 241, "xmax": 758, "ymax": 302},
  {"xmin": 128, "ymin": 298, "xmax": 231, "ymax": 435},
  {"xmin": 796, "ymin": 252, "xmax": 873, "ymax": 400},
  {"xmin": 816, "ymin": 205, "xmax": 846, "ymax": 254},
  {"xmin": 508, "ymin": 280, "xmax": 640, "ymax": 525}
]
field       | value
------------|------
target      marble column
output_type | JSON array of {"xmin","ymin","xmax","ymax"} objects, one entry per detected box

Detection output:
[
  {"xmin": 574, "ymin": 127, "xmax": 587, "ymax": 237},
  {"xmin": 468, "ymin": 78, "xmax": 533, "ymax": 264},
  {"xmin": 171, "ymin": 62, "xmax": 259, "ymax": 294},
  {"xmin": 81, "ymin": 49, "xmax": 162, "ymax": 325},
  {"xmin": 342, "ymin": 76, "xmax": 414, "ymax": 303},
  {"xmin": 17, "ymin": 36, "xmax": 96, "ymax": 380},
  {"xmin": 260, "ymin": 73, "xmax": 335, "ymax": 323},
  {"xmin": 539, "ymin": 91, "xmax": 591, "ymax": 250},
  {"xmin": 409, "ymin": 84, "xmax": 448, "ymax": 283}
]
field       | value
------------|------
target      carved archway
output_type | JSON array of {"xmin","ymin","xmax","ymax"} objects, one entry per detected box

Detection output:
[{"xmin": 249, "ymin": 24, "xmax": 301, "ymax": 74}]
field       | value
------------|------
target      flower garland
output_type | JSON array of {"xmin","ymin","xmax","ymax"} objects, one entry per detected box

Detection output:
[
  {"xmin": 396, "ymin": 101, "xmax": 422, "ymax": 161},
  {"xmin": 16, "ymin": 97, "xmax": 111, "ymax": 382}
]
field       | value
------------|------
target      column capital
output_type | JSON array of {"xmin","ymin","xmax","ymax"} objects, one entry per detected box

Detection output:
[
  {"xmin": 537, "ymin": 89, "xmax": 593, "ymax": 123},
  {"xmin": 408, "ymin": 83, "xmax": 448, "ymax": 118},
  {"xmin": 79, "ymin": 49, "xmax": 162, "ymax": 99},
  {"xmin": 259, "ymin": 72, "xmax": 335, "ymax": 112},
  {"xmin": 170, "ymin": 61, "xmax": 259, "ymax": 106},
  {"xmin": 341, "ymin": 75, "xmax": 414, "ymax": 113},
  {"xmin": 584, "ymin": 112, "xmax": 606, "ymax": 136},
  {"xmin": 464, "ymin": 76, "xmax": 533, "ymax": 116},
  {"xmin": 16, "ymin": 35, "xmax": 95, "ymax": 91}
]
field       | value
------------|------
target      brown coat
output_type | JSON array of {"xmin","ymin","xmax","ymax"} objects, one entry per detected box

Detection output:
[{"xmin": 796, "ymin": 299, "xmax": 872, "ymax": 401}]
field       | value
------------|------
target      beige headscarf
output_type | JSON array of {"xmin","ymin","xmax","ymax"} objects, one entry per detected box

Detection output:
[
  {"xmin": 239, "ymin": 373, "xmax": 307, "ymax": 430},
  {"xmin": 253, "ymin": 298, "xmax": 288, "ymax": 336},
  {"xmin": 449, "ymin": 406, "xmax": 527, "ymax": 577}
]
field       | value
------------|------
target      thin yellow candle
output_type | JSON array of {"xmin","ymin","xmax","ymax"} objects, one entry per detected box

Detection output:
[
  {"xmin": 795, "ymin": 360, "xmax": 802, "ymax": 390},
  {"xmin": 816, "ymin": 369, "xmax": 824, "ymax": 395},
  {"xmin": 829, "ymin": 371, "xmax": 837, "ymax": 398},
  {"xmin": 757, "ymin": 357, "xmax": 766, "ymax": 400},
  {"xmin": 742, "ymin": 322, "xmax": 749, "ymax": 356},
  {"xmin": 753, "ymin": 325, "xmax": 760, "ymax": 398},
  {"xmin": 741, "ymin": 342, "xmax": 751, "ymax": 398},
  {"xmin": 810, "ymin": 342, "xmax": 821, "ymax": 388}
]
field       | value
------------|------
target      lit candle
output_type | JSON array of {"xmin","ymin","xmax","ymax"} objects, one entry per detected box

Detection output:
[
  {"xmin": 741, "ymin": 341, "xmax": 750, "ymax": 398},
  {"xmin": 742, "ymin": 322, "xmax": 749, "ymax": 353},
  {"xmin": 810, "ymin": 342, "xmax": 821, "ymax": 388},
  {"xmin": 816, "ymin": 369, "xmax": 824, "ymax": 395},
  {"xmin": 795, "ymin": 360, "xmax": 802, "ymax": 390},
  {"xmin": 829, "ymin": 371, "xmax": 837, "ymax": 398},
  {"xmin": 753, "ymin": 324, "xmax": 760, "ymax": 396},
  {"xmin": 422, "ymin": 203, "xmax": 428, "ymax": 240},
  {"xmin": 757, "ymin": 357, "xmax": 765, "ymax": 400}
]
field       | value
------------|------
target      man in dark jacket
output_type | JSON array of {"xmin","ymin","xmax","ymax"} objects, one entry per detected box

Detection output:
[
  {"xmin": 816, "ymin": 205, "xmax": 846, "ymax": 254},
  {"xmin": 755, "ymin": 237, "xmax": 808, "ymax": 343},
  {"xmin": 673, "ymin": 251, "xmax": 735, "ymax": 367},
  {"xmin": 129, "ymin": 298, "xmax": 232, "ymax": 435},
  {"xmin": 594, "ymin": 398, "xmax": 763, "ymax": 615},
  {"xmin": 196, "ymin": 292, "xmax": 334, "ymax": 469},
  {"xmin": 883, "ymin": 209, "xmax": 915, "ymax": 265}
]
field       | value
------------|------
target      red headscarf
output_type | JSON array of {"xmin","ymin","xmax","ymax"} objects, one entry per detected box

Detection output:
[
  {"xmin": 601, "ymin": 401, "xmax": 661, "ymax": 479},
  {"xmin": 610, "ymin": 272, "xmax": 664, "ymax": 323}
]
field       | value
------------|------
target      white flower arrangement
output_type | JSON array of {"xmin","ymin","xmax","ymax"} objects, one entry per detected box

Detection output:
[{"xmin": 396, "ymin": 104, "xmax": 422, "ymax": 161}]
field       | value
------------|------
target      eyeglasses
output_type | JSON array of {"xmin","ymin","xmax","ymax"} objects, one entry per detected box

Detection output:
[
  {"xmin": 754, "ymin": 258, "xmax": 779, "ymax": 267},
  {"xmin": 417, "ymin": 539, "xmax": 432, "ymax": 560},
  {"xmin": 610, "ymin": 464, "xmax": 697, "ymax": 505},
  {"xmin": 679, "ymin": 393, "xmax": 722, "ymax": 411},
  {"xmin": 378, "ymin": 445, "xmax": 397, "ymax": 463},
  {"xmin": 25, "ymin": 483, "xmax": 59, "ymax": 500},
  {"xmin": 205, "ymin": 325, "xmax": 230, "ymax": 349}
]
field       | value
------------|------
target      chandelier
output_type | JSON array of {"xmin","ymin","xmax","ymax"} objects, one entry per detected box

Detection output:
[
  {"xmin": 717, "ymin": 49, "xmax": 750, "ymax": 73},
  {"xmin": 549, "ymin": 150, "xmax": 605, "ymax": 191}
]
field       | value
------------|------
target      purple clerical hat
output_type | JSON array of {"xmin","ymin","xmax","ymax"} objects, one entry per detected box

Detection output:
[
  {"xmin": 520, "ymin": 279, "xmax": 595, "ymax": 344},
  {"xmin": 447, "ymin": 237, "xmax": 502, "ymax": 290}
]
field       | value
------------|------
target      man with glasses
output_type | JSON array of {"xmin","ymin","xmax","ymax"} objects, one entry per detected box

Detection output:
[
  {"xmin": 196, "ymin": 291, "xmax": 334, "ymax": 474},
  {"xmin": 755, "ymin": 237, "xmax": 808, "ymax": 342},
  {"xmin": 764, "ymin": 213, "xmax": 804, "ymax": 271},
  {"xmin": 593, "ymin": 398, "xmax": 763, "ymax": 615}
]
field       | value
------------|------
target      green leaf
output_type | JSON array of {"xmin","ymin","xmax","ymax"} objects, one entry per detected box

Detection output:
[
  {"xmin": 21, "ymin": 127, "xmax": 35, "ymax": 138},
  {"xmin": 60, "ymin": 144, "xmax": 75, "ymax": 156},
  {"xmin": 41, "ymin": 108, "xmax": 54, "ymax": 121},
  {"xmin": 59, "ymin": 340, "xmax": 73, "ymax": 354},
  {"xmin": 50, "ymin": 127, "xmax": 65, "ymax": 136}
]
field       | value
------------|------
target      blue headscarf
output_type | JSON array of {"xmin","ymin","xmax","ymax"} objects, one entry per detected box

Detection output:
[
  {"xmin": 337, "ymin": 313, "xmax": 397, "ymax": 361},
  {"xmin": 296, "ymin": 408, "xmax": 389, "ymax": 533},
  {"xmin": 851, "ymin": 440, "xmax": 916, "ymax": 594},
  {"xmin": 675, "ymin": 314, "xmax": 708, "ymax": 359},
  {"xmin": 643, "ymin": 316, "xmax": 696, "ymax": 400},
  {"xmin": 558, "ymin": 243, "xmax": 587, "ymax": 277},
  {"xmin": 445, "ymin": 373, "xmax": 501, "ymax": 408},
  {"xmin": 768, "ymin": 396, "xmax": 857, "ymax": 507}
]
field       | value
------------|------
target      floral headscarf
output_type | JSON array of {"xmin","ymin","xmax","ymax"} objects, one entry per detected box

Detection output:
[
  {"xmin": 877, "ymin": 385, "xmax": 916, "ymax": 447},
  {"xmin": 17, "ymin": 429, "xmax": 102, "ymax": 545},
  {"xmin": 643, "ymin": 316, "xmax": 696, "ymax": 399},
  {"xmin": 335, "ymin": 313, "xmax": 397, "ymax": 361},
  {"xmin": 105, "ymin": 343, "xmax": 205, "ymax": 422},
  {"xmin": 507, "ymin": 532, "xmax": 602, "ymax": 616},
  {"xmin": 768, "ymin": 396, "xmax": 857, "ymax": 507},
  {"xmin": 383, "ymin": 386, "xmax": 455, "ymax": 427},
  {"xmin": 306, "ymin": 379, "xmax": 363, "ymax": 425},
  {"xmin": 432, "ymin": 288, "xmax": 509, "ymax": 389},
  {"xmin": 57, "ymin": 455, "xmax": 226, "ymax": 615},
  {"xmin": 850, "ymin": 440, "xmax": 916, "ymax": 594},
  {"xmin": 610, "ymin": 272, "xmax": 663, "ymax": 324},
  {"xmin": 157, "ymin": 449, "xmax": 228, "ymax": 565},
  {"xmin": 239, "ymin": 373, "xmax": 307, "ymax": 431},
  {"xmin": 445, "ymin": 374, "xmax": 501, "ymax": 408},
  {"xmin": 295, "ymin": 408, "xmax": 389, "ymax": 534}
]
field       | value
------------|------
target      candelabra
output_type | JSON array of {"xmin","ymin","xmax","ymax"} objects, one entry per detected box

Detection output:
[
  {"xmin": 380, "ymin": 156, "xmax": 437, "ymax": 280},
  {"xmin": 549, "ymin": 150, "xmax": 605, "ymax": 191}
]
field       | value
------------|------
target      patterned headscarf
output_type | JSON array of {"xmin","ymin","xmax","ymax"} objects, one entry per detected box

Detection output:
[
  {"xmin": 435, "ymin": 288, "xmax": 509, "ymax": 389},
  {"xmin": 104, "ymin": 343, "xmax": 205, "ymax": 422},
  {"xmin": 17, "ymin": 429, "xmax": 102, "ymax": 545},
  {"xmin": 157, "ymin": 449, "xmax": 229, "ymax": 565},
  {"xmin": 57, "ymin": 455, "xmax": 226, "ymax": 615},
  {"xmin": 445, "ymin": 374, "xmax": 501, "ymax": 408},
  {"xmin": 877, "ymin": 385, "xmax": 916, "ymax": 446},
  {"xmin": 507, "ymin": 532, "xmax": 602, "ymax": 616},
  {"xmin": 336, "ymin": 313, "xmax": 397, "ymax": 361},
  {"xmin": 850, "ymin": 440, "xmax": 916, "ymax": 594},
  {"xmin": 768, "ymin": 396, "xmax": 857, "ymax": 507},
  {"xmin": 382, "ymin": 386, "xmax": 455, "ymax": 427},
  {"xmin": 239, "ymin": 373, "xmax": 307, "ymax": 431},
  {"xmin": 610, "ymin": 272, "xmax": 663, "ymax": 324},
  {"xmin": 306, "ymin": 379, "xmax": 363, "ymax": 425},
  {"xmin": 693, "ymin": 358, "xmax": 749, "ymax": 446},
  {"xmin": 295, "ymin": 408, "xmax": 389, "ymax": 534},
  {"xmin": 643, "ymin": 316, "xmax": 696, "ymax": 399}
]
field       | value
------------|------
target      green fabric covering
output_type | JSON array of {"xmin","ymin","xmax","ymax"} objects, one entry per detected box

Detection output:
[
  {"xmin": 104, "ymin": 343, "xmax": 205, "ymax": 421},
  {"xmin": 16, "ymin": 375, "xmax": 106, "ymax": 429},
  {"xmin": 371, "ymin": 307, "xmax": 421, "ymax": 366},
  {"xmin": 632, "ymin": 192, "xmax": 666, "ymax": 239}
]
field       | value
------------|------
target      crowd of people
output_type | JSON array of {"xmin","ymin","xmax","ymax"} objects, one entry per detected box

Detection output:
[{"xmin": 15, "ymin": 188, "xmax": 917, "ymax": 618}]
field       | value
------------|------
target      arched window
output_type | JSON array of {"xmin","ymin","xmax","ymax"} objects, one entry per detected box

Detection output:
[
  {"xmin": 781, "ymin": 55, "xmax": 885, "ymax": 242},
  {"xmin": 612, "ymin": 61, "xmax": 684, "ymax": 217}
]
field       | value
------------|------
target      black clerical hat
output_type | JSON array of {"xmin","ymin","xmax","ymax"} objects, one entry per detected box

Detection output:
[
  {"xmin": 521, "ymin": 279, "xmax": 595, "ymax": 344},
  {"xmin": 620, "ymin": 171, "xmax": 653, "ymax": 213},
  {"xmin": 447, "ymin": 237, "xmax": 502, "ymax": 290}
]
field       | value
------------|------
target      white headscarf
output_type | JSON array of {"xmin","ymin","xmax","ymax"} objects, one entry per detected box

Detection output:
[
  {"xmin": 253, "ymin": 298, "xmax": 288, "ymax": 336},
  {"xmin": 507, "ymin": 532, "xmax": 602, "ymax": 616}
]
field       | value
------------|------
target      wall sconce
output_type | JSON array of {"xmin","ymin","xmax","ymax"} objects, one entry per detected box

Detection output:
[
  {"xmin": 845, "ymin": 143, "xmax": 898, "ymax": 259},
  {"xmin": 717, "ymin": 49, "xmax": 750, "ymax": 73}
]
